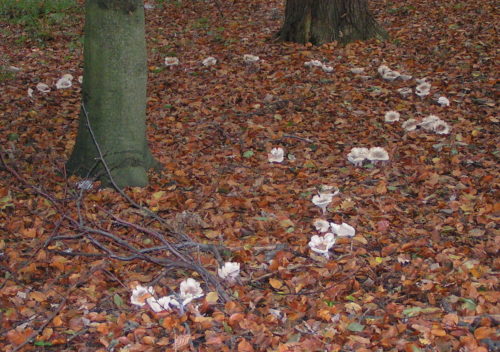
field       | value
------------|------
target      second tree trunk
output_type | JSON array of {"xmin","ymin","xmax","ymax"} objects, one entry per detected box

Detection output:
[{"xmin": 278, "ymin": 0, "xmax": 387, "ymax": 45}]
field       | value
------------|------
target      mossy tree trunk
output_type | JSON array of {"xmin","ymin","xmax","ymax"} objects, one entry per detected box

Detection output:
[
  {"xmin": 66, "ymin": 0, "xmax": 160, "ymax": 188},
  {"xmin": 277, "ymin": 0, "xmax": 387, "ymax": 45}
]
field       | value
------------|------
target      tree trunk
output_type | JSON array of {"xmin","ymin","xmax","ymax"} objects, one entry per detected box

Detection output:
[
  {"xmin": 277, "ymin": 0, "xmax": 387, "ymax": 45},
  {"xmin": 66, "ymin": 0, "xmax": 160, "ymax": 188}
]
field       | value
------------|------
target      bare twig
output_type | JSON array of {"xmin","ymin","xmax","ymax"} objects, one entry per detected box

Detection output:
[
  {"xmin": 0, "ymin": 107, "xmax": 231, "ymax": 303},
  {"xmin": 282, "ymin": 133, "xmax": 314, "ymax": 143},
  {"xmin": 80, "ymin": 104, "xmax": 187, "ymax": 240},
  {"xmin": 79, "ymin": 104, "xmax": 230, "ymax": 300}
]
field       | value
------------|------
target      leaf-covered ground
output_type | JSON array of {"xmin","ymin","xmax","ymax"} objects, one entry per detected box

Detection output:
[{"xmin": 1, "ymin": 0, "xmax": 498, "ymax": 351}]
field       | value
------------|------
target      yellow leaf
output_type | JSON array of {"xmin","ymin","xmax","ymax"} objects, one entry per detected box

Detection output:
[
  {"xmin": 460, "ymin": 203, "xmax": 474, "ymax": 212},
  {"xmin": 205, "ymin": 291, "xmax": 219, "ymax": 304},
  {"xmin": 345, "ymin": 302, "xmax": 362, "ymax": 314},
  {"xmin": 279, "ymin": 219, "xmax": 294, "ymax": 228},
  {"xmin": 204, "ymin": 230, "xmax": 219, "ymax": 239},
  {"xmin": 369, "ymin": 257, "xmax": 383, "ymax": 266},
  {"xmin": 269, "ymin": 278, "xmax": 283, "ymax": 290},
  {"xmin": 152, "ymin": 191, "xmax": 165, "ymax": 200},
  {"xmin": 419, "ymin": 338, "xmax": 432, "ymax": 345},
  {"xmin": 295, "ymin": 282, "xmax": 305, "ymax": 293}
]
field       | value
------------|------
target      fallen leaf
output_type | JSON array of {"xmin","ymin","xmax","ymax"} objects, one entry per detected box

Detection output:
[
  {"xmin": 269, "ymin": 278, "xmax": 283, "ymax": 290},
  {"xmin": 237, "ymin": 338, "xmax": 254, "ymax": 352}
]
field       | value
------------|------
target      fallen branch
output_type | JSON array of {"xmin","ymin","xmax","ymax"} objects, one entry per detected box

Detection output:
[{"xmin": 1, "ymin": 137, "xmax": 230, "ymax": 303}]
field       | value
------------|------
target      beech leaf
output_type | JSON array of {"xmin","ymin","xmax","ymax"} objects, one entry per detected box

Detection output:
[
  {"xmin": 347, "ymin": 322, "xmax": 365, "ymax": 332},
  {"xmin": 113, "ymin": 293, "xmax": 123, "ymax": 307},
  {"xmin": 269, "ymin": 278, "xmax": 283, "ymax": 290},
  {"xmin": 243, "ymin": 150, "xmax": 254, "ymax": 158}
]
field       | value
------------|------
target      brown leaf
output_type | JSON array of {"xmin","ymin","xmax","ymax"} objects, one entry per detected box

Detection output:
[
  {"xmin": 431, "ymin": 327, "xmax": 447, "ymax": 336},
  {"xmin": 229, "ymin": 312, "xmax": 245, "ymax": 327},
  {"xmin": 206, "ymin": 335, "xmax": 225, "ymax": 345},
  {"xmin": 375, "ymin": 181, "xmax": 387, "ymax": 194},
  {"xmin": 474, "ymin": 326, "xmax": 495, "ymax": 340},
  {"xmin": 237, "ymin": 338, "xmax": 254, "ymax": 352},
  {"xmin": 29, "ymin": 291, "xmax": 46, "ymax": 302},
  {"xmin": 7, "ymin": 328, "xmax": 33, "ymax": 345},
  {"xmin": 377, "ymin": 220, "xmax": 390, "ymax": 232},
  {"xmin": 173, "ymin": 334, "xmax": 191, "ymax": 350}
]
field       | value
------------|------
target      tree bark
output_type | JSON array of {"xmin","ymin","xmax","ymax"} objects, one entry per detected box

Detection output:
[
  {"xmin": 277, "ymin": 0, "xmax": 387, "ymax": 45},
  {"xmin": 66, "ymin": 0, "xmax": 160, "ymax": 188}
]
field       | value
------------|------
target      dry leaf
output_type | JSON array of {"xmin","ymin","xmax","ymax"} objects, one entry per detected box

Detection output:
[
  {"xmin": 269, "ymin": 278, "xmax": 283, "ymax": 290},
  {"xmin": 7, "ymin": 328, "xmax": 33, "ymax": 345},
  {"xmin": 173, "ymin": 334, "xmax": 191, "ymax": 350},
  {"xmin": 205, "ymin": 291, "xmax": 219, "ymax": 304},
  {"xmin": 237, "ymin": 338, "xmax": 254, "ymax": 352}
]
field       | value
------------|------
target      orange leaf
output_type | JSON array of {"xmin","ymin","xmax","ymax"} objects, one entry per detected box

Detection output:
[
  {"xmin": 156, "ymin": 337, "xmax": 170, "ymax": 346},
  {"xmin": 50, "ymin": 255, "xmax": 68, "ymax": 271},
  {"xmin": 474, "ymin": 326, "xmax": 495, "ymax": 340},
  {"xmin": 29, "ymin": 291, "xmax": 47, "ymax": 302},
  {"xmin": 96, "ymin": 323, "xmax": 109, "ymax": 334},
  {"xmin": 160, "ymin": 316, "xmax": 178, "ymax": 329},
  {"xmin": 442, "ymin": 313, "xmax": 458, "ymax": 326},
  {"xmin": 237, "ymin": 338, "xmax": 254, "ymax": 352},
  {"xmin": 7, "ymin": 328, "xmax": 33, "ymax": 345},
  {"xmin": 269, "ymin": 278, "xmax": 283, "ymax": 290},
  {"xmin": 21, "ymin": 228, "xmax": 37, "ymax": 238},
  {"xmin": 316, "ymin": 309, "xmax": 331, "ymax": 321},
  {"xmin": 206, "ymin": 335, "xmax": 225, "ymax": 345},
  {"xmin": 229, "ymin": 312, "xmax": 245, "ymax": 327},
  {"xmin": 142, "ymin": 336, "xmax": 156, "ymax": 345},
  {"xmin": 40, "ymin": 327, "xmax": 53, "ymax": 340},
  {"xmin": 53, "ymin": 315, "xmax": 63, "ymax": 327},
  {"xmin": 431, "ymin": 327, "xmax": 447, "ymax": 337}
]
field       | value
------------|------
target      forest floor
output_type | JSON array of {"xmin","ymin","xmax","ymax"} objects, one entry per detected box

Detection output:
[{"xmin": 0, "ymin": 0, "xmax": 498, "ymax": 351}]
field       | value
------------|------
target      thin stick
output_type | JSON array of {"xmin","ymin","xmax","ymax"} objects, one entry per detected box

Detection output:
[
  {"xmin": 81, "ymin": 104, "xmax": 166, "ymax": 227},
  {"xmin": 282, "ymin": 133, "xmax": 314, "ymax": 143},
  {"xmin": 1, "ymin": 111, "xmax": 230, "ymax": 301}
]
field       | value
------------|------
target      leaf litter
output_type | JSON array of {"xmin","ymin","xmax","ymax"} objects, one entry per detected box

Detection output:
[{"xmin": 0, "ymin": 0, "xmax": 498, "ymax": 351}]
